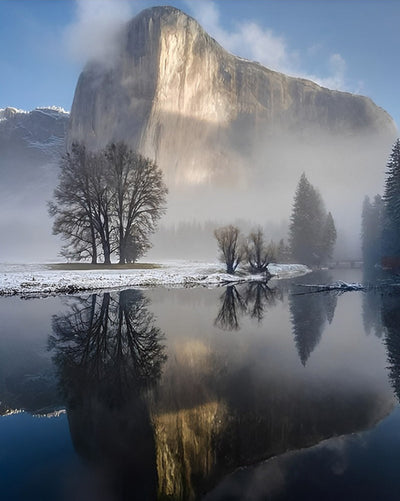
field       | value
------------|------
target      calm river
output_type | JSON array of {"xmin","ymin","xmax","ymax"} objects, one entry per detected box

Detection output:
[{"xmin": 1, "ymin": 269, "xmax": 400, "ymax": 500}]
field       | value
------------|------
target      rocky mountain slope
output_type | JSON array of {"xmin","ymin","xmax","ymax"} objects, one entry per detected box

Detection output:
[
  {"xmin": 0, "ymin": 106, "xmax": 68, "ymax": 176},
  {"xmin": 0, "ymin": 107, "xmax": 69, "ymax": 261}
]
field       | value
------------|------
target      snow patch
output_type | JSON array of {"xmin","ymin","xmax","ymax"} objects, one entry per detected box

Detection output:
[
  {"xmin": 35, "ymin": 106, "xmax": 70, "ymax": 115},
  {"xmin": 296, "ymin": 280, "xmax": 365, "ymax": 292},
  {"xmin": 0, "ymin": 261, "xmax": 310, "ymax": 296}
]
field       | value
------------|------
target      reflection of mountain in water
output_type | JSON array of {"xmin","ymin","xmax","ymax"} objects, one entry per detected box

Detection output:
[
  {"xmin": 50, "ymin": 290, "xmax": 166, "ymax": 500},
  {"xmin": 42, "ymin": 285, "xmax": 395, "ymax": 500},
  {"xmin": 289, "ymin": 272, "xmax": 338, "ymax": 365},
  {"xmin": 0, "ymin": 369, "xmax": 59, "ymax": 416}
]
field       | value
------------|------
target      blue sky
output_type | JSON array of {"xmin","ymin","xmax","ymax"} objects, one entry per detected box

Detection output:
[{"xmin": 1, "ymin": 0, "xmax": 399, "ymax": 128}]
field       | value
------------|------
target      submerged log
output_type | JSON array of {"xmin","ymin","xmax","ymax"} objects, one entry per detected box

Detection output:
[{"xmin": 295, "ymin": 281, "xmax": 365, "ymax": 293}]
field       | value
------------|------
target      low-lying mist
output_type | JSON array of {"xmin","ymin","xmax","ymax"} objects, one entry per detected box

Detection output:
[
  {"xmin": 149, "ymin": 126, "xmax": 395, "ymax": 261},
  {"xmin": 1, "ymin": 121, "xmax": 395, "ymax": 264}
]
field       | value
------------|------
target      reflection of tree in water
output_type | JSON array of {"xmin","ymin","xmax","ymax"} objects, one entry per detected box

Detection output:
[
  {"xmin": 214, "ymin": 286, "xmax": 246, "ymax": 330},
  {"xmin": 214, "ymin": 282, "xmax": 279, "ymax": 330},
  {"xmin": 382, "ymin": 292, "xmax": 400, "ymax": 401},
  {"xmin": 244, "ymin": 282, "xmax": 280, "ymax": 323},
  {"xmin": 362, "ymin": 270, "xmax": 384, "ymax": 337},
  {"xmin": 50, "ymin": 290, "xmax": 166, "ymax": 500},
  {"xmin": 289, "ymin": 272, "xmax": 338, "ymax": 365}
]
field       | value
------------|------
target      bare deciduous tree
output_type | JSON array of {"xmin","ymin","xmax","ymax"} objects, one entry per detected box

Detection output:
[
  {"xmin": 49, "ymin": 144, "xmax": 99, "ymax": 263},
  {"xmin": 246, "ymin": 228, "xmax": 276, "ymax": 275},
  {"xmin": 214, "ymin": 225, "xmax": 244, "ymax": 274},
  {"xmin": 49, "ymin": 142, "xmax": 167, "ymax": 264},
  {"xmin": 105, "ymin": 143, "xmax": 167, "ymax": 264}
]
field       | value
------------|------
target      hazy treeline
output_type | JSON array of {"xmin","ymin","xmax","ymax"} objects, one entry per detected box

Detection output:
[
  {"xmin": 148, "ymin": 218, "xmax": 290, "ymax": 261},
  {"xmin": 361, "ymin": 138, "xmax": 400, "ymax": 269}
]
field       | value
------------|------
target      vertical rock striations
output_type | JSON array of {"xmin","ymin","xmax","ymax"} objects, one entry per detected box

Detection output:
[
  {"xmin": 68, "ymin": 6, "xmax": 397, "ymax": 255},
  {"xmin": 68, "ymin": 6, "xmax": 396, "ymax": 185}
]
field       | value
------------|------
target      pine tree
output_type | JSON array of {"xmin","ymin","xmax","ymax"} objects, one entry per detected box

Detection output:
[
  {"xmin": 361, "ymin": 194, "xmax": 383, "ymax": 267},
  {"xmin": 383, "ymin": 139, "xmax": 400, "ymax": 256},
  {"xmin": 289, "ymin": 173, "xmax": 332, "ymax": 266},
  {"xmin": 321, "ymin": 212, "xmax": 337, "ymax": 263},
  {"xmin": 277, "ymin": 238, "xmax": 291, "ymax": 263}
]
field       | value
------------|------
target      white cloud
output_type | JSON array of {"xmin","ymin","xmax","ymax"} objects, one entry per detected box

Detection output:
[
  {"xmin": 185, "ymin": 0, "xmax": 350, "ymax": 91},
  {"xmin": 306, "ymin": 53, "xmax": 347, "ymax": 90},
  {"xmin": 186, "ymin": 0, "xmax": 297, "ymax": 74},
  {"xmin": 64, "ymin": 0, "xmax": 140, "ymax": 66},
  {"xmin": 65, "ymin": 0, "xmax": 352, "ymax": 91}
]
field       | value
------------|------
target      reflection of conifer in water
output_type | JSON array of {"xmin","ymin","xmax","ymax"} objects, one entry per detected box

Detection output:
[
  {"xmin": 322, "ymin": 292, "xmax": 337, "ymax": 325},
  {"xmin": 289, "ymin": 271, "xmax": 338, "ymax": 365},
  {"xmin": 50, "ymin": 290, "xmax": 166, "ymax": 500},
  {"xmin": 289, "ymin": 289, "xmax": 337, "ymax": 366},
  {"xmin": 290, "ymin": 292, "xmax": 326, "ymax": 365},
  {"xmin": 362, "ymin": 270, "xmax": 384, "ymax": 337},
  {"xmin": 362, "ymin": 290, "xmax": 384, "ymax": 337},
  {"xmin": 382, "ymin": 293, "xmax": 400, "ymax": 400}
]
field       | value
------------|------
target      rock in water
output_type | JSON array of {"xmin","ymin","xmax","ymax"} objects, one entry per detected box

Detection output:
[{"xmin": 67, "ymin": 6, "xmax": 397, "ymax": 251}]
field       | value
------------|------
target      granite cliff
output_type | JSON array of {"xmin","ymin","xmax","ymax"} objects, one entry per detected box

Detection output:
[{"xmin": 68, "ymin": 6, "xmax": 397, "ymax": 256}]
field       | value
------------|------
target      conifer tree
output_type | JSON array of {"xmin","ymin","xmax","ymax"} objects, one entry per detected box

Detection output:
[
  {"xmin": 383, "ymin": 139, "xmax": 400, "ymax": 255},
  {"xmin": 361, "ymin": 194, "xmax": 383, "ymax": 267},
  {"xmin": 321, "ymin": 212, "xmax": 337, "ymax": 262},
  {"xmin": 289, "ymin": 173, "xmax": 335, "ymax": 266}
]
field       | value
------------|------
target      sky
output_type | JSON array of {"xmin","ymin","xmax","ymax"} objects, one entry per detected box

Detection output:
[{"xmin": 0, "ymin": 0, "xmax": 399, "ymax": 128}]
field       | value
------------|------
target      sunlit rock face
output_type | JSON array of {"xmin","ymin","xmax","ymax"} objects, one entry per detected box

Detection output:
[
  {"xmin": 68, "ymin": 6, "xmax": 397, "ymax": 257},
  {"xmin": 68, "ymin": 6, "xmax": 396, "ymax": 188}
]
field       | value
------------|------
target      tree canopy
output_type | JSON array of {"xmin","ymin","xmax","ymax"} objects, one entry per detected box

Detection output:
[
  {"xmin": 214, "ymin": 225, "xmax": 244, "ymax": 274},
  {"xmin": 49, "ymin": 143, "xmax": 167, "ymax": 264}
]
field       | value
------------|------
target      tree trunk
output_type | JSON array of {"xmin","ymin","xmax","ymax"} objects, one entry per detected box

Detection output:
[
  {"xmin": 103, "ymin": 235, "xmax": 111, "ymax": 264},
  {"xmin": 119, "ymin": 234, "xmax": 126, "ymax": 264}
]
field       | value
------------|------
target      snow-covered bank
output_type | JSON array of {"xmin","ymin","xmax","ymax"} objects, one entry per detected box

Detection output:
[{"xmin": 0, "ymin": 261, "xmax": 311, "ymax": 296}]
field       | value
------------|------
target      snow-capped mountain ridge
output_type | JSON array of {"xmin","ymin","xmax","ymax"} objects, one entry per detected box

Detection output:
[
  {"xmin": 0, "ymin": 105, "xmax": 70, "ymax": 262},
  {"xmin": 0, "ymin": 105, "xmax": 69, "ymax": 156},
  {"xmin": 0, "ymin": 105, "xmax": 69, "ymax": 121}
]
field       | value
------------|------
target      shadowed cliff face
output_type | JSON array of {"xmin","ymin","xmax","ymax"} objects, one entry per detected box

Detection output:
[{"xmin": 68, "ymin": 6, "xmax": 397, "ymax": 256}]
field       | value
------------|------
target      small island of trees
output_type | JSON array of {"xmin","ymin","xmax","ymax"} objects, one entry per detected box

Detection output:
[{"xmin": 214, "ymin": 173, "xmax": 337, "ymax": 275}]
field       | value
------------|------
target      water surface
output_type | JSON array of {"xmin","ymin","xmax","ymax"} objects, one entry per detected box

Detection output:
[{"xmin": 0, "ymin": 269, "xmax": 399, "ymax": 500}]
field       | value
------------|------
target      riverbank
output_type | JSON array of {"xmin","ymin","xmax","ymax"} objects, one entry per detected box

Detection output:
[{"xmin": 0, "ymin": 261, "xmax": 311, "ymax": 296}]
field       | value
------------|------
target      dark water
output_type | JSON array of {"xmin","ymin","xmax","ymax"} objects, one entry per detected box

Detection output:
[{"xmin": 0, "ymin": 269, "xmax": 400, "ymax": 500}]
